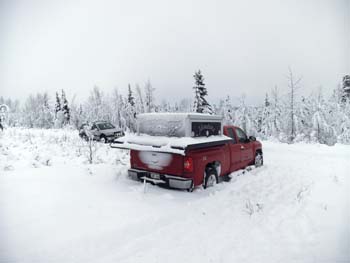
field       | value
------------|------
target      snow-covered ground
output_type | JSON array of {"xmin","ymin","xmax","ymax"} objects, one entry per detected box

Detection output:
[{"xmin": 0, "ymin": 128, "xmax": 349, "ymax": 263}]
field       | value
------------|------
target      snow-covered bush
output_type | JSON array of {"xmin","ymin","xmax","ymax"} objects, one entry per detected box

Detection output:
[{"xmin": 1, "ymin": 75, "xmax": 350, "ymax": 145}]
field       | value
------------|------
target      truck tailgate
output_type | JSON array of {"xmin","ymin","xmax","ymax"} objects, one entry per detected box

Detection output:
[{"xmin": 130, "ymin": 150, "xmax": 184, "ymax": 176}]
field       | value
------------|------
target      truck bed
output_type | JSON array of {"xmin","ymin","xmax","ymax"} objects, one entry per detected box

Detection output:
[{"xmin": 110, "ymin": 134, "xmax": 232, "ymax": 155}]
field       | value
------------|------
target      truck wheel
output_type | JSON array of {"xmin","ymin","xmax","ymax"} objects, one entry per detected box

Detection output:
[
  {"xmin": 203, "ymin": 167, "xmax": 218, "ymax": 189},
  {"xmin": 255, "ymin": 152, "xmax": 263, "ymax": 167},
  {"xmin": 100, "ymin": 135, "xmax": 107, "ymax": 143},
  {"xmin": 81, "ymin": 133, "xmax": 88, "ymax": 141}
]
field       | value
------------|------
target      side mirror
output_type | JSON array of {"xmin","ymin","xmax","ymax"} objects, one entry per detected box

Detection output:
[{"xmin": 249, "ymin": 136, "xmax": 256, "ymax": 142}]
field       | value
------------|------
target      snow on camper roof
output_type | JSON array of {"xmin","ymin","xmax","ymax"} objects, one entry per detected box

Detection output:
[
  {"xmin": 137, "ymin": 112, "xmax": 223, "ymax": 137},
  {"xmin": 138, "ymin": 112, "xmax": 223, "ymax": 121}
]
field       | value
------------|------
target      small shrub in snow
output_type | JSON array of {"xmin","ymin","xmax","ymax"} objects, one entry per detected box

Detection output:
[
  {"xmin": 296, "ymin": 185, "xmax": 311, "ymax": 203},
  {"xmin": 42, "ymin": 158, "xmax": 51, "ymax": 166},
  {"xmin": 32, "ymin": 162, "xmax": 40, "ymax": 168},
  {"xmin": 244, "ymin": 200, "xmax": 255, "ymax": 217},
  {"xmin": 256, "ymin": 203, "xmax": 264, "ymax": 212},
  {"xmin": 3, "ymin": 165, "xmax": 14, "ymax": 171},
  {"xmin": 85, "ymin": 138, "xmax": 98, "ymax": 164},
  {"xmin": 244, "ymin": 200, "xmax": 264, "ymax": 216}
]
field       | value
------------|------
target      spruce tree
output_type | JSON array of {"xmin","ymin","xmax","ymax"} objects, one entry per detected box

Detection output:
[
  {"xmin": 286, "ymin": 67, "xmax": 302, "ymax": 143},
  {"xmin": 40, "ymin": 92, "xmax": 53, "ymax": 128},
  {"xmin": 55, "ymin": 92, "xmax": 61, "ymax": 118},
  {"xmin": 61, "ymin": 90, "xmax": 70, "ymax": 125},
  {"xmin": 127, "ymin": 84, "xmax": 135, "ymax": 107},
  {"xmin": 342, "ymin": 75, "xmax": 350, "ymax": 102},
  {"xmin": 193, "ymin": 70, "xmax": 213, "ymax": 114},
  {"xmin": 126, "ymin": 84, "xmax": 136, "ymax": 131},
  {"xmin": 264, "ymin": 93, "xmax": 270, "ymax": 107},
  {"xmin": 260, "ymin": 93, "xmax": 273, "ymax": 138}
]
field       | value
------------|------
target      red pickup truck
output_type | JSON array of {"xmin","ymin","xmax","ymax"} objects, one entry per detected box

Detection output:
[{"xmin": 111, "ymin": 113, "xmax": 263, "ymax": 191}]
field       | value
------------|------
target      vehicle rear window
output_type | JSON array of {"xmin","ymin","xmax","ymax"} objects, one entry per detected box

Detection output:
[
  {"xmin": 138, "ymin": 114, "xmax": 186, "ymax": 137},
  {"xmin": 137, "ymin": 114, "xmax": 223, "ymax": 138},
  {"xmin": 191, "ymin": 122, "xmax": 221, "ymax": 137}
]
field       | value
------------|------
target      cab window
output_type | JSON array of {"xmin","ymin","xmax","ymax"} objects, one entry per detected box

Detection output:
[
  {"xmin": 235, "ymin": 128, "xmax": 248, "ymax": 143},
  {"xmin": 227, "ymin": 128, "xmax": 237, "ymax": 143},
  {"xmin": 97, "ymin": 122, "xmax": 115, "ymax": 130}
]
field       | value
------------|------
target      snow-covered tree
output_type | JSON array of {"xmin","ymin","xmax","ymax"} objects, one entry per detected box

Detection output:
[
  {"xmin": 22, "ymin": 95, "xmax": 36, "ymax": 128},
  {"xmin": 61, "ymin": 90, "xmax": 70, "ymax": 125},
  {"xmin": 342, "ymin": 75, "xmax": 350, "ymax": 102},
  {"xmin": 296, "ymin": 95, "xmax": 313, "ymax": 142},
  {"xmin": 286, "ymin": 67, "xmax": 302, "ymax": 143},
  {"xmin": 55, "ymin": 92, "xmax": 61, "ymax": 118},
  {"xmin": 328, "ymin": 85, "xmax": 350, "ymax": 144},
  {"xmin": 21, "ymin": 93, "xmax": 54, "ymax": 128},
  {"xmin": 179, "ymin": 98, "xmax": 192, "ymax": 112},
  {"xmin": 144, "ymin": 80, "xmax": 155, "ymax": 113},
  {"xmin": 38, "ymin": 93, "xmax": 54, "ymax": 128},
  {"xmin": 0, "ymin": 97, "xmax": 21, "ymax": 127},
  {"xmin": 221, "ymin": 95, "xmax": 234, "ymax": 125},
  {"xmin": 2, "ymin": 73, "xmax": 350, "ymax": 145},
  {"xmin": 327, "ymin": 86, "xmax": 345, "ymax": 141},
  {"xmin": 109, "ymin": 88, "xmax": 122, "ymax": 127},
  {"xmin": 135, "ymin": 84, "xmax": 145, "ymax": 114},
  {"xmin": 338, "ymin": 100, "xmax": 350, "ymax": 144},
  {"xmin": 193, "ymin": 70, "xmax": 213, "ymax": 114},
  {"xmin": 258, "ymin": 93, "xmax": 274, "ymax": 139},
  {"xmin": 270, "ymin": 86, "xmax": 282, "ymax": 138},
  {"xmin": 160, "ymin": 99, "xmax": 171, "ymax": 113},
  {"xmin": 234, "ymin": 95, "xmax": 255, "ymax": 136},
  {"xmin": 85, "ymin": 86, "xmax": 108, "ymax": 122},
  {"xmin": 128, "ymin": 84, "xmax": 135, "ymax": 107},
  {"xmin": 126, "ymin": 85, "xmax": 136, "ymax": 132},
  {"xmin": 310, "ymin": 89, "xmax": 336, "ymax": 145},
  {"xmin": 69, "ymin": 93, "xmax": 86, "ymax": 129}
]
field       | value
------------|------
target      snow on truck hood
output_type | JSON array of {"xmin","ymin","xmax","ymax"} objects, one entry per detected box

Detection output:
[{"xmin": 111, "ymin": 134, "xmax": 231, "ymax": 155}]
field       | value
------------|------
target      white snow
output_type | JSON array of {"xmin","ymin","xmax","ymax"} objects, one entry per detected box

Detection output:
[
  {"xmin": 112, "ymin": 133, "xmax": 231, "ymax": 155},
  {"xmin": 0, "ymin": 128, "xmax": 349, "ymax": 263},
  {"xmin": 138, "ymin": 151, "xmax": 173, "ymax": 170}
]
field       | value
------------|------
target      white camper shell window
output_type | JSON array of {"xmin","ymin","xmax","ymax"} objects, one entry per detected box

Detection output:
[{"xmin": 137, "ymin": 113, "xmax": 223, "ymax": 138}]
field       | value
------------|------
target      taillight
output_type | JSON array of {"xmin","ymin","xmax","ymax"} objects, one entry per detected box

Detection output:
[{"xmin": 184, "ymin": 157, "xmax": 193, "ymax": 172}]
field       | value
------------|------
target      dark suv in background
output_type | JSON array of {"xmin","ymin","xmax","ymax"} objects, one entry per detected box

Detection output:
[{"xmin": 79, "ymin": 121, "xmax": 124, "ymax": 143}]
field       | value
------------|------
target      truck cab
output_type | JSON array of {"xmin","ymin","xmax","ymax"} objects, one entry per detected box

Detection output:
[{"xmin": 223, "ymin": 125, "xmax": 262, "ymax": 170}]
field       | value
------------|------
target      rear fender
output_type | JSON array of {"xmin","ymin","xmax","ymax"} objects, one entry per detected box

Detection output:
[{"xmin": 195, "ymin": 161, "xmax": 221, "ymax": 186}]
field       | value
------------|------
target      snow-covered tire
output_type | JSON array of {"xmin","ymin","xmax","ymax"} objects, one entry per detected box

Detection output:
[
  {"xmin": 81, "ymin": 133, "xmax": 89, "ymax": 141},
  {"xmin": 254, "ymin": 151, "xmax": 263, "ymax": 167},
  {"xmin": 203, "ymin": 167, "xmax": 218, "ymax": 189},
  {"xmin": 100, "ymin": 135, "xmax": 107, "ymax": 143}
]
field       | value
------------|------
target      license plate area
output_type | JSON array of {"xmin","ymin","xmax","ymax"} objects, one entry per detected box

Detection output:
[{"xmin": 150, "ymin": 172, "xmax": 160, "ymax": 180}]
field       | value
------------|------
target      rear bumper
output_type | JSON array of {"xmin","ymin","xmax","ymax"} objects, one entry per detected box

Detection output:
[{"xmin": 128, "ymin": 168, "xmax": 193, "ymax": 190}]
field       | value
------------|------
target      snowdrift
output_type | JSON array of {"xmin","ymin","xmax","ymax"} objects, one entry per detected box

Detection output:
[{"xmin": 0, "ymin": 128, "xmax": 349, "ymax": 263}]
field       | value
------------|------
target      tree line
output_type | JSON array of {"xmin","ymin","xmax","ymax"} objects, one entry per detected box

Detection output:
[{"xmin": 1, "ymin": 71, "xmax": 349, "ymax": 145}]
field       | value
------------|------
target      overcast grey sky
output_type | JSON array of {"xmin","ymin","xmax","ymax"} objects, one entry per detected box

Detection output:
[{"xmin": 0, "ymin": 0, "xmax": 349, "ymax": 105}]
